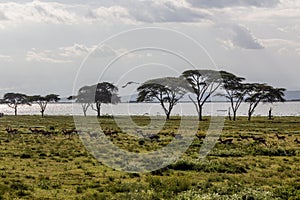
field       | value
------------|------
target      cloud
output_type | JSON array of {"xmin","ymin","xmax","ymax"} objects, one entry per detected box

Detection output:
[
  {"xmin": 0, "ymin": 54, "xmax": 12, "ymax": 62},
  {"xmin": 218, "ymin": 24, "xmax": 264, "ymax": 50},
  {"xmin": 59, "ymin": 44, "xmax": 90, "ymax": 58},
  {"xmin": 0, "ymin": 10, "xmax": 7, "ymax": 20},
  {"xmin": 187, "ymin": 0, "xmax": 280, "ymax": 8},
  {"xmin": 0, "ymin": 0, "xmax": 212, "ymax": 27},
  {"xmin": 0, "ymin": 1, "xmax": 135, "ymax": 27},
  {"xmin": 26, "ymin": 44, "xmax": 125, "ymax": 63},
  {"xmin": 86, "ymin": 6, "xmax": 133, "ymax": 24},
  {"xmin": 26, "ymin": 50, "xmax": 72, "ymax": 63},
  {"xmin": 0, "ymin": 1, "xmax": 80, "ymax": 25},
  {"xmin": 120, "ymin": 0, "xmax": 210, "ymax": 23},
  {"xmin": 59, "ymin": 44, "xmax": 123, "ymax": 58},
  {"xmin": 261, "ymin": 38, "xmax": 300, "ymax": 55}
]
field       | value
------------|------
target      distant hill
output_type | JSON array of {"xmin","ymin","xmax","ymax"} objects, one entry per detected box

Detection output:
[
  {"xmin": 284, "ymin": 91, "xmax": 300, "ymax": 101},
  {"xmin": 120, "ymin": 93, "xmax": 226, "ymax": 103},
  {"xmin": 59, "ymin": 90, "xmax": 300, "ymax": 103},
  {"xmin": 120, "ymin": 90, "xmax": 300, "ymax": 103}
]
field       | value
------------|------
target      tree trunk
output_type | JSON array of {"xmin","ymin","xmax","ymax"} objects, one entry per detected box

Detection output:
[
  {"xmin": 14, "ymin": 107, "xmax": 17, "ymax": 116},
  {"xmin": 233, "ymin": 111, "xmax": 237, "ymax": 121},
  {"xmin": 166, "ymin": 112, "xmax": 170, "ymax": 120},
  {"xmin": 96, "ymin": 103, "xmax": 101, "ymax": 118},
  {"xmin": 248, "ymin": 112, "xmax": 252, "ymax": 121},
  {"xmin": 228, "ymin": 108, "xmax": 232, "ymax": 121},
  {"xmin": 41, "ymin": 110, "xmax": 45, "ymax": 118},
  {"xmin": 268, "ymin": 108, "xmax": 272, "ymax": 120},
  {"xmin": 198, "ymin": 105, "xmax": 203, "ymax": 121}
]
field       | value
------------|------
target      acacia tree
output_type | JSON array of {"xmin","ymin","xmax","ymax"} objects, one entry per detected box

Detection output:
[
  {"xmin": 181, "ymin": 70, "xmax": 223, "ymax": 121},
  {"xmin": 137, "ymin": 77, "xmax": 188, "ymax": 120},
  {"xmin": 92, "ymin": 82, "xmax": 120, "ymax": 118},
  {"xmin": 220, "ymin": 71, "xmax": 248, "ymax": 121},
  {"xmin": 245, "ymin": 83, "xmax": 286, "ymax": 121},
  {"xmin": 2, "ymin": 93, "xmax": 31, "ymax": 116},
  {"xmin": 30, "ymin": 94, "xmax": 60, "ymax": 117},
  {"xmin": 69, "ymin": 86, "xmax": 95, "ymax": 117}
]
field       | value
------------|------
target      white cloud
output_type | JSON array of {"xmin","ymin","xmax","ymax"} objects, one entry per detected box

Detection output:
[
  {"xmin": 0, "ymin": 1, "xmax": 79, "ymax": 25},
  {"xmin": 59, "ymin": 44, "xmax": 123, "ymax": 58},
  {"xmin": 59, "ymin": 44, "xmax": 90, "ymax": 58},
  {"xmin": 187, "ymin": 0, "xmax": 280, "ymax": 8},
  {"xmin": 120, "ymin": 0, "xmax": 211, "ymax": 23},
  {"xmin": 261, "ymin": 38, "xmax": 300, "ymax": 55},
  {"xmin": 217, "ymin": 24, "xmax": 264, "ymax": 50},
  {"xmin": 26, "ymin": 44, "xmax": 125, "ymax": 63},
  {"xmin": 0, "ymin": 54, "xmax": 12, "ymax": 62},
  {"xmin": 26, "ymin": 49, "xmax": 72, "ymax": 63},
  {"xmin": 0, "ymin": 1, "xmax": 135, "ymax": 28},
  {"xmin": 86, "ymin": 6, "xmax": 134, "ymax": 24},
  {"xmin": 0, "ymin": 0, "xmax": 212, "ymax": 28}
]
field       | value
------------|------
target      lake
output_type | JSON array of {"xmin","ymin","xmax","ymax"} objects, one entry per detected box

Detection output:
[{"xmin": 1, "ymin": 102, "xmax": 300, "ymax": 117}]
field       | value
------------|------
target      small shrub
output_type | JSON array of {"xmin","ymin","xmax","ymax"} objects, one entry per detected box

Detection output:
[
  {"xmin": 20, "ymin": 153, "xmax": 31, "ymax": 159},
  {"xmin": 128, "ymin": 173, "xmax": 140, "ymax": 178}
]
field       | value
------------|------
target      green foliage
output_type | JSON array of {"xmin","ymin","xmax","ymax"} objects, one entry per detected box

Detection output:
[
  {"xmin": 0, "ymin": 116, "xmax": 299, "ymax": 199},
  {"xmin": 137, "ymin": 77, "xmax": 188, "ymax": 119},
  {"xmin": 181, "ymin": 69, "xmax": 223, "ymax": 121},
  {"xmin": 1, "ymin": 93, "xmax": 31, "ymax": 116},
  {"xmin": 72, "ymin": 82, "xmax": 120, "ymax": 117}
]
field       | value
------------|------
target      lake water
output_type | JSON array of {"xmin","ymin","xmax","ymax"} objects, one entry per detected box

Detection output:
[{"xmin": 0, "ymin": 102, "xmax": 300, "ymax": 117}]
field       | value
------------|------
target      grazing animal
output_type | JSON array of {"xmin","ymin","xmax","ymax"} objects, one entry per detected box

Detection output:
[
  {"xmin": 62, "ymin": 128, "xmax": 76, "ymax": 137},
  {"xmin": 104, "ymin": 129, "xmax": 119, "ymax": 137},
  {"xmin": 29, "ymin": 128, "xmax": 40, "ymax": 134},
  {"xmin": 239, "ymin": 134, "xmax": 249, "ymax": 141},
  {"xmin": 40, "ymin": 130, "xmax": 52, "ymax": 137},
  {"xmin": 6, "ymin": 127, "xmax": 18, "ymax": 135},
  {"xmin": 251, "ymin": 136, "xmax": 267, "ymax": 146},
  {"xmin": 275, "ymin": 133, "xmax": 285, "ymax": 140},
  {"xmin": 219, "ymin": 138, "xmax": 233, "ymax": 144},
  {"xmin": 148, "ymin": 134, "xmax": 160, "ymax": 140},
  {"xmin": 294, "ymin": 138, "xmax": 300, "ymax": 144}
]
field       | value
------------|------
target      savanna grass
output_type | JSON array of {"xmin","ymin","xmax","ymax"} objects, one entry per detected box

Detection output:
[{"xmin": 0, "ymin": 115, "xmax": 299, "ymax": 199}]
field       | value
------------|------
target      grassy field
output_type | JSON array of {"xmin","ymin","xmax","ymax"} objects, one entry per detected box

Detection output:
[{"xmin": 0, "ymin": 115, "xmax": 300, "ymax": 200}]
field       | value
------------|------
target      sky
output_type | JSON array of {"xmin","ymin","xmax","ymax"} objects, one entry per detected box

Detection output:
[{"xmin": 0, "ymin": 0, "xmax": 299, "ymax": 97}]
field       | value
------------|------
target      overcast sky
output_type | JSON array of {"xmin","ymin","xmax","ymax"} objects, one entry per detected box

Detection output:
[{"xmin": 0, "ymin": 0, "xmax": 299, "ymax": 97}]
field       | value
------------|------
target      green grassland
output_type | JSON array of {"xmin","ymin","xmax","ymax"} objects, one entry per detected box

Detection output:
[{"xmin": 0, "ymin": 115, "xmax": 300, "ymax": 199}]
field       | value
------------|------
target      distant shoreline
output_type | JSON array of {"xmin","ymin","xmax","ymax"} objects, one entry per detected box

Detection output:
[{"xmin": 57, "ymin": 100, "xmax": 300, "ymax": 104}]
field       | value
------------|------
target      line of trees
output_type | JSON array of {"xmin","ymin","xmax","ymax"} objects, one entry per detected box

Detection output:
[
  {"xmin": 0, "ymin": 93, "xmax": 60, "ymax": 117},
  {"xmin": 0, "ymin": 69, "xmax": 286, "ymax": 120},
  {"xmin": 137, "ymin": 70, "xmax": 285, "ymax": 121}
]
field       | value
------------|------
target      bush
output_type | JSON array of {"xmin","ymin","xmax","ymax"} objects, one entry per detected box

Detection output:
[
  {"xmin": 274, "ymin": 185, "xmax": 300, "ymax": 199},
  {"xmin": 175, "ymin": 188, "xmax": 279, "ymax": 200},
  {"xmin": 169, "ymin": 160, "xmax": 247, "ymax": 174},
  {"xmin": 20, "ymin": 153, "xmax": 31, "ymax": 159},
  {"xmin": 146, "ymin": 176, "xmax": 192, "ymax": 195},
  {"xmin": 251, "ymin": 147, "xmax": 297, "ymax": 156}
]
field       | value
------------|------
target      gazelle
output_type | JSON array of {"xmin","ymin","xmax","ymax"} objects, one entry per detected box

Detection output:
[{"xmin": 219, "ymin": 138, "xmax": 233, "ymax": 144}]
